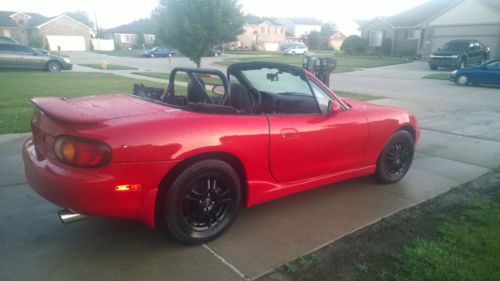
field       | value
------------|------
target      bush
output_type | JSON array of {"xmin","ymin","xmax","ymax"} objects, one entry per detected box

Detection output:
[
  {"xmin": 381, "ymin": 38, "xmax": 392, "ymax": 56},
  {"xmin": 341, "ymin": 35, "xmax": 366, "ymax": 55}
]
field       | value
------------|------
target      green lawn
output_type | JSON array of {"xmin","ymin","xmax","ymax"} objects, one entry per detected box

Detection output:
[
  {"xmin": 422, "ymin": 73, "xmax": 451, "ymax": 80},
  {"xmin": 394, "ymin": 199, "xmax": 500, "ymax": 281},
  {"xmin": 79, "ymin": 64, "xmax": 139, "ymax": 70},
  {"xmin": 216, "ymin": 54, "xmax": 410, "ymax": 68},
  {"xmin": 0, "ymin": 71, "xmax": 165, "ymax": 134}
]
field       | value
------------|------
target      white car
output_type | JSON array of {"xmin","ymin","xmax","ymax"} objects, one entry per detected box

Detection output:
[{"xmin": 283, "ymin": 44, "xmax": 308, "ymax": 55}]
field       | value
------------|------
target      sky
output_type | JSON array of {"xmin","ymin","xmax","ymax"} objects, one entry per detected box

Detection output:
[{"xmin": 2, "ymin": 0, "xmax": 429, "ymax": 35}]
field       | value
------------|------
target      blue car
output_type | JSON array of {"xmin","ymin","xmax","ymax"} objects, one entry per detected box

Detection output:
[
  {"xmin": 142, "ymin": 47, "xmax": 175, "ymax": 58},
  {"xmin": 449, "ymin": 58, "xmax": 500, "ymax": 86}
]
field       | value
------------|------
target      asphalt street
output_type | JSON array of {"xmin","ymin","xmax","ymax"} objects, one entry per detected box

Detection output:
[{"xmin": 1, "ymin": 56, "xmax": 499, "ymax": 280}]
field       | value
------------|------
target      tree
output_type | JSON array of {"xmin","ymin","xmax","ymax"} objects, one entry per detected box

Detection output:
[
  {"xmin": 306, "ymin": 31, "xmax": 321, "ymax": 50},
  {"xmin": 320, "ymin": 23, "xmax": 337, "ymax": 37},
  {"xmin": 340, "ymin": 35, "xmax": 366, "ymax": 55},
  {"xmin": 153, "ymin": 0, "xmax": 244, "ymax": 67},
  {"xmin": 65, "ymin": 10, "xmax": 93, "ymax": 28}
]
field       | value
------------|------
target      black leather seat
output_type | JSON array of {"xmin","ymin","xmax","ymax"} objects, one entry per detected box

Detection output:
[
  {"xmin": 229, "ymin": 83, "xmax": 254, "ymax": 113},
  {"xmin": 187, "ymin": 78, "xmax": 207, "ymax": 103}
]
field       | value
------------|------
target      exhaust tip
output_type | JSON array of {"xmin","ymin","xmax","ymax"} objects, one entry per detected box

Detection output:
[{"xmin": 58, "ymin": 208, "xmax": 88, "ymax": 224}]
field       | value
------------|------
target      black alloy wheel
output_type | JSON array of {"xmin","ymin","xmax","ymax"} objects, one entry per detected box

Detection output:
[
  {"xmin": 164, "ymin": 159, "xmax": 241, "ymax": 244},
  {"xmin": 374, "ymin": 130, "xmax": 414, "ymax": 184}
]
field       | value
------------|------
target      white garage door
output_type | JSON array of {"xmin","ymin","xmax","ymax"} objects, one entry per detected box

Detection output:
[
  {"xmin": 263, "ymin": 42, "xmax": 280, "ymax": 51},
  {"xmin": 46, "ymin": 36, "xmax": 86, "ymax": 51}
]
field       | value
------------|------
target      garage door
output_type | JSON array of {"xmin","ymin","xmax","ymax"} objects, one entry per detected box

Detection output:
[
  {"xmin": 46, "ymin": 36, "xmax": 86, "ymax": 51},
  {"xmin": 263, "ymin": 42, "xmax": 280, "ymax": 51}
]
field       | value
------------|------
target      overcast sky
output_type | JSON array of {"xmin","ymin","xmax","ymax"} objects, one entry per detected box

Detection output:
[{"xmin": 3, "ymin": 0, "xmax": 428, "ymax": 34}]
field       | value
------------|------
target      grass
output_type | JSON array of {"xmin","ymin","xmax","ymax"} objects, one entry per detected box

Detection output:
[
  {"xmin": 216, "ymin": 54, "xmax": 410, "ymax": 68},
  {"xmin": 79, "ymin": 64, "xmax": 139, "ymax": 70},
  {"xmin": 422, "ymin": 73, "xmax": 451, "ymax": 80},
  {"xmin": 132, "ymin": 71, "xmax": 225, "ymax": 85},
  {"xmin": 0, "ymin": 71, "xmax": 165, "ymax": 134},
  {"xmin": 334, "ymin": 90, "xmax": 382, "ymax": 101},
  {"xmin": 393, "ymin": 199, "xmax": 500, "ymax": 281},
  {"xmin": 283, "ymin": 254, "xmax": 321, "ymax": 273}
]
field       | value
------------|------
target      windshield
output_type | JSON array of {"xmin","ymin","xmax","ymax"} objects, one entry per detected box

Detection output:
[
  {"xmin": 441, "ymin": 42, "xmax": 469, "ymax": 51},
  {"xmin": 241, "ymin": 68, "xmax": 312, "ymax": 95}
]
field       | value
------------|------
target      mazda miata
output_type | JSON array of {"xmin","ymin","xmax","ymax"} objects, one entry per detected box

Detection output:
[{"xmin": 23, "ymin": 62, "xmax": 419, "ymax": 244}]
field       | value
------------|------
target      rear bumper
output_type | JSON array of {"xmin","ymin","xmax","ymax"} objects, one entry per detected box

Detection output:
[{"xmin": 23, "ymin": 138, "xmax": 177, "ymax": 228}]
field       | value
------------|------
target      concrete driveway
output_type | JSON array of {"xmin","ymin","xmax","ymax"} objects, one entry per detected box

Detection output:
[{"xmin": 1, "ymin": 61, "xmax": 499, "ymax": 281}]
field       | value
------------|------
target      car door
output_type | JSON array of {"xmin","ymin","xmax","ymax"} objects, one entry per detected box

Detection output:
[
  {"xmin": 12, "ymin": 45, "xmax": 45, "ymax": 69},
  {"xmin": 0, "ymin": 44, "xmax": 20, "ymax": 68},
  {"xmin": 267, "ymin": 76, "xmax": 369, "ymax": 182},
  {"xmin": 477, "ymin": 60, "xmax": 500, "ymax": 85}
]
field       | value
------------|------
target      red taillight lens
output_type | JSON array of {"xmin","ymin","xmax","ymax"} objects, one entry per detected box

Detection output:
[{"xmin": 54, "ymin": 136, "xmax": 111, "ymax": 167}]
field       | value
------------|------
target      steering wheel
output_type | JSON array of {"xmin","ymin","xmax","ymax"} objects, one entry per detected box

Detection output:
[{"xmin": 248, "ymin": 88, "xmax": 262, "ymax": 113}]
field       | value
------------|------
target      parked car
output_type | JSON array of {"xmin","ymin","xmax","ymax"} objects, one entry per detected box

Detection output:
[
  {"xmin": 449, "ymin": 58, "xmax": 500, "ymax": 86},
  {"xmin": 23, "ymin": 62, "xmax": 419, "ymax": 244},
  {"xmin": 0, "ymin": 36, "xmax": 19, "ymax": 44},
  {"xmin": 283, "ymin": 44, "xmax": 308, "ymax": 55},
  {"xmin": 429, "ymin": 39, "xmax": 490, "ymax": 70},
  {"xmin": 142, "ymin": 47, "xmax": 175, "ymax": 58},
  {"xmin": 0, "ymin": 44, "xmax": 72, "ymax": 72}
]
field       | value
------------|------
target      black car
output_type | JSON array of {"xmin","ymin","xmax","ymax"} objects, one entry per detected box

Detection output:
[
  {"xmin": 142, "ymin": 47, "xmax": 175, "ymax": 58},
  {"xmin": 429, "ymin": 39, "xmax": 490, "ymax": 70},
  {"xmin": 0, "ymin": 44, "xmax": 72, "ymax": 72}
]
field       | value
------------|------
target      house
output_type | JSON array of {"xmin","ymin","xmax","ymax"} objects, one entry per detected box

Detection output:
[
  {"xmin": 104, "ymin": 19, "xmax": 156, "ymax": 49},
  {"xmin": 0, "ymin": 11, "xmax": 93, "ymax": 51},
  {"xmin": 320, "ymin": 31, "xmax": 347, "ymax": 50},
  {"xmin": 358, "ymin": 0, "xmax": 500, "ymax": 59},
  {"xmin": 230, "ymin": 18, "xmax": 286, "ymax": 51},
  {"xmin": 276, "ymin": 18, "xmax": 322, "ymax": 45}
]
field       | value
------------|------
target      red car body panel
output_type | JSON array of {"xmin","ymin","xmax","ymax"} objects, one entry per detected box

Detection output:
[{"xmin": 23, "ymin": 73, "xmax": 419, "ymax": 229}]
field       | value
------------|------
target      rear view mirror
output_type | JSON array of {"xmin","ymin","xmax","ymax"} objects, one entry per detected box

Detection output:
[
  {"xmin": 327, "ymin": 100, "xmax": 341, "ymax": 115},
  {"xmin": 211, "ymin": 85, "xmax": 225, "ymax": 96},
  {"xmin": 266, "ymin": 73, "xmax": 279, "ymax": 82}
]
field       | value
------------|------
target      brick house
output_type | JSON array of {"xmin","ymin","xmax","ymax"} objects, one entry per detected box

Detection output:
[
  {"xmin": 0, "ymin": 11, "xmax": 93, "ymax": 51},
  {"xmin": 230, "ymin": 19, "xmax": 286, "ymax": 51},
  {"xmin": 276, "ymin": 18, "xmax": 322, "ymax": 45},
  {"xmin": 320, "ymin": 31, "xmax": 347, "ymax": 50},
  {"xmin": 358, "ymin": 0, "xmax": 500, "ymax": 59},
  {"xmin": 104, "ymin": 19, "xmax": 156, "ymax": 49}
]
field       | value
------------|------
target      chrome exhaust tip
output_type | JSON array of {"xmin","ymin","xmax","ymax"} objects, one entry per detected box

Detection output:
[{"xmin": 58, "ymin": 208, "xmax": 88, "ymax": 224}]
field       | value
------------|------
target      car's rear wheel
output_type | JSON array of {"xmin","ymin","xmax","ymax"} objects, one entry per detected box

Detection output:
[
  {"xmin": 47, "ymin": 61, "xmax": 62, "ymax": 72},
  {"xmin": 163, "ymin": 160, "xmax": 241, "ymax": 244},
  {"xmin": 150, "ymin": 53, "xmax": 155, "ymax": 58},
  {"xmin": 303, "ymin": 51, "xmax": 308, "ymax": 56},
  {"xmin": 374, "ymin": 130, "xmax": 414, "ymax": 184},
  {"xmin": 291, "ymin": 51, "xmax": 296, "ymax": 55},
  {"xmin": 457, "ymin": 75, "xmax": 469, "ymax": 86},
  {"xmin": 430, "ymin": 64, "xmax": 438, "ymax": 70}
]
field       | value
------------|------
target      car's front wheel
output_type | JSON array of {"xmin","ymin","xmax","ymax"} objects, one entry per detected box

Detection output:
[
  {"xmin": 150, "ymin": 53, "xmax": 155, "ymax": 58},
  {"xmin": 457, "ymin": 74, "xmax": 469, "ymax": 86},
  {"xmin": 374, "ymin": 130, "xmax": 414, "ymax": 184},
  {"xmin": 46, "ymin": 61, "xmax": 62, "ymax": 72},
  {"xmin": 163, "ymin": 159, "xmax": 242, "ymax": 244},
  {"xmin": 430, "ymin": 64, "xmax": 438, "ymax": 70}
]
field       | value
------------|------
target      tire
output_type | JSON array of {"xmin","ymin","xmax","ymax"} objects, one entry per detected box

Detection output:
[
  {"xmin": 374, "ymin": 130, "xmax": 414, "ymax": 184},
  {"xmin": 457, "ymin": 75, "xmax": 469, "ymax": 86},
  {"xmin": 291, "ymin": 51, "xmax": 296, "ymax": 55},
  {"xmin": 163, "ymin": 159, "xmax": 242, "ymax": 244},
  {"xmin": 430, "ymin": 64, "xmax": 438, "ymax": 70},
  {"xmin": 303, "ymin": 51, "xmax": 308, "ymax": 56},
  {"xmin": 47, "ymin": 61, "xmax": 62, "ymax": 72},
  {"xmin": 150, "ymin": 53, "xmax": 155, "ymax": 58}
]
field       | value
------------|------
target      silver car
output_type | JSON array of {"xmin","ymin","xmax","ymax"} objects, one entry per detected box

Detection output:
[
  {"xmin": 0, "ymin": 44, "xmax": 72, "ymax": 72},
  {"xmin": 283, "ymin": 44, "xmax": 309, "ymax": 55}
]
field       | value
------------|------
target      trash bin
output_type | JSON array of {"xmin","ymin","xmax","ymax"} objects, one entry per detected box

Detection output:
[{"xmin": 303, "ymin": 56, "xmax": 337, "ymax": 87}]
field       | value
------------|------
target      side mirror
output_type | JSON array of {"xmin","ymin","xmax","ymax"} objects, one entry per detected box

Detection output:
[
  {"xmin": 211, "ymin": 85, "xmax": 225, "ymax": 96},
  {"xmin": 327, "ymin": 100, "xmax": 341, "ymax": 115}
]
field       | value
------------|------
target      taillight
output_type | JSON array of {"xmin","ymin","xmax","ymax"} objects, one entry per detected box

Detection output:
[{"xmin": 54, "ymin": 136, "xmax": 111, "ymax": 168}]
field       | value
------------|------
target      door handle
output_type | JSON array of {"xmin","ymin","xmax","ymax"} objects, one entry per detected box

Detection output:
[{"xmin": 280, "ymin": 128, "xmax": 299, "ymax": 139}]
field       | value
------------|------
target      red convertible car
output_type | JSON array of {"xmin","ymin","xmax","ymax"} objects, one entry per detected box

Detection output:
[{"xmin": 23, "ymin": 62, "xmax": 419, "ymax": 244}]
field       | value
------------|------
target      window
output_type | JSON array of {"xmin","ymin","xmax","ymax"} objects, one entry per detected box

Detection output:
[
  {"xmin": 17, "ymin": 19, "xmax": 25, "ymax": 27},
  {"xmin": 261, "ymin": 26, "xmax": 265, "ymax": 34},
  {"xmin": 242, "ymin": 68, "xmax": 313, "ymax": 96},
  {"xmin": 308, "ymin": 79, "xmax": 333, "ymax": 114},
  {"xmin": 406, "ymin": 29, "xmax": 420, "ymax": 40},
  {"xmin": 144, "ymin": 34, "xmax": 155, "ymax": 44},
  {"xmin": 120, "ymin": 34, "xmax": 131, "ymax": 43},
  {"xmin": 369, "ymin": 31, "xmax": 382, "ymax": 47}
]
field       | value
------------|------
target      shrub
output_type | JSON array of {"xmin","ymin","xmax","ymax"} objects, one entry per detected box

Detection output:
[{"xmin": 341, "ymin": 35, "xmax": 366, "ymax": 55}]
